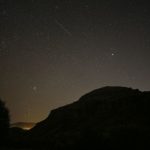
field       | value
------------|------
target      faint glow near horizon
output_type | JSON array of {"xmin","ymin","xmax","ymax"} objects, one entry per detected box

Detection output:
[{"xmin": 1, "ymin": 0, "xmax": 150, "ymax": 123}]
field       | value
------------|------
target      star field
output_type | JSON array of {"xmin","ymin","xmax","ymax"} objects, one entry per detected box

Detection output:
[{"xmin": 1, "ymin": 0, "xmax": 150, "ymax": 123}]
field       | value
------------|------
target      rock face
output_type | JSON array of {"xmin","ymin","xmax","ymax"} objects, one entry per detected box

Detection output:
[{"xmin": 27, "ymin": 86, "xmax": 150, "ymax": 149}]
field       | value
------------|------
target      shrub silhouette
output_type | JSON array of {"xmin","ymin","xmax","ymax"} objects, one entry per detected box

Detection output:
[{"xmin": 0, "ymin": 99, "xmax": 10, "ymax": 144}]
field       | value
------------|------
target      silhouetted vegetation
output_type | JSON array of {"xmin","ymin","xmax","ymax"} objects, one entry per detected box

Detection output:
[{"xmin": 0, "ymin": 99, "xmax": 10, "ymax": 145}]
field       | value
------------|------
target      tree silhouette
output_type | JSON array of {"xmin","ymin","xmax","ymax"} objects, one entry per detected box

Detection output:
[{"xmin": 0, "ymin": 99, "xmax": 10, "ymax": 144}]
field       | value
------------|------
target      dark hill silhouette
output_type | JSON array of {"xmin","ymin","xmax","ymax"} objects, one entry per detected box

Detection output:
[{"xmin": 22, "ymin": 86, "xmax": 150, "ymax": 149}]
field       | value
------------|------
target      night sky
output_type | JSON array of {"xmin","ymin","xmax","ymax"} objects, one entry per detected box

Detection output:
[{"xmin": 1, "ymin": 0, "xmax": 150, "ymax": 123}]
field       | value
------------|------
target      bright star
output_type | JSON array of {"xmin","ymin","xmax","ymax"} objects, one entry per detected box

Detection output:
[{"xmin": 33, "ymin": 86, "xmax": 37, "ymax": 92}]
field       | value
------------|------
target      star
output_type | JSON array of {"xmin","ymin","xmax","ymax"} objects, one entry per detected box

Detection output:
[
  {"xmin": 33, "ymin": 86, "xmax": 37, "ymax": 92},
  {"xmin": 111, "ymin": 53, "xmax": 115, "ymax": 56},
  {"xmin": 85, "ymin": 5, "xmax": 89, "ymax": 8},
  {"xmin": 55, "ymin": 5, "xmax": 59, "ymax": 9}
]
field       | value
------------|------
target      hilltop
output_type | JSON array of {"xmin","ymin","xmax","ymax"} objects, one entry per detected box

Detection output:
[
  {"xmin": 23, "ymin": 86, "xmax": 150, "ymax": 149},
  {"xmin": 10, "ymin": 86, "xmax": 150, "ymax": 149}
]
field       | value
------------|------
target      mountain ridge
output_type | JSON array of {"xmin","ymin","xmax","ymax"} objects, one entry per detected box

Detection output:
[{"xmin": 20, "ymin": 86, "xmax": 150, "ymax": 149}]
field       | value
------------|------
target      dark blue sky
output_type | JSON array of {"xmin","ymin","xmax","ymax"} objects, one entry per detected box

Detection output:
[{"xmin": 1, "ymin": 0, "xmax": 150, "ymax": 123}]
